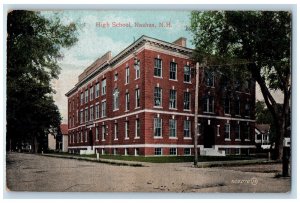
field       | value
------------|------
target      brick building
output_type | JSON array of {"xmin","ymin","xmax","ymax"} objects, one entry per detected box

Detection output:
[{"xmin": 65, "ymin": 35, "xmax": 256, "ymax": 156}]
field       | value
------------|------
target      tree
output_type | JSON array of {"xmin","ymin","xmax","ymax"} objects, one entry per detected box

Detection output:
[
  {"xmin": 190, "ymin": 11, "xmax": 291, "ymax": 160},
  {"xmin": 7, "ymin": 10, "xmax": 78, "ymax": 152}
]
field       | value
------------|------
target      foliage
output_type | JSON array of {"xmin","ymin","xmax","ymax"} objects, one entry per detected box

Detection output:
[
  {"xmin": 7, "ymin": 10, "xmax": 78, "ymax": 151},
  {"xmin": 189, "ymin": 11, "xmax": 291, "ymax": 160}
]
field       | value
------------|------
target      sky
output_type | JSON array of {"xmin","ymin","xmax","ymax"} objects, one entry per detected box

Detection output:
[{"xmin": 42, "ymin": 10, "xmax": 283, "ymax": 124}]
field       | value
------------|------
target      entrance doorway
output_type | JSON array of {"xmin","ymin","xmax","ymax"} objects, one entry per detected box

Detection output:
[
  {"xmin": 203, "ymin": 125, "xmax": 215, "ymax": 148},
  {"xmin": 89, "ymin": 130, "xmax": 93, "ymax": 149}
]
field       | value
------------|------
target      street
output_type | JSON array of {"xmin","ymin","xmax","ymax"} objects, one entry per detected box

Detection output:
[{"xmin": 6, "ymin": 153, "xmax": 290, "ymax": 192}]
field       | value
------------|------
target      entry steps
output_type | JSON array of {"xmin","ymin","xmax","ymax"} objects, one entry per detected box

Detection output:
[
  {"xmin": 201, "ymin": 148, "xmax": 225, "ymax": 156},
  {"xmin": 80, "ymin": 146, "xmax": 95, "ymax": 155}
]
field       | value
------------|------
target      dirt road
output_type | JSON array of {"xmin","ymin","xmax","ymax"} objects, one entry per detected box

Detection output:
[{"xmin": 6, "ymin": 153, "xmax": 290, "ymax": 192}]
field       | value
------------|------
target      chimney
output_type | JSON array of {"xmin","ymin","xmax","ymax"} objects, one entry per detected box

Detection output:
[{"xmin": 172, "ymin": 37, "xmax": 187, "ymax": 47}]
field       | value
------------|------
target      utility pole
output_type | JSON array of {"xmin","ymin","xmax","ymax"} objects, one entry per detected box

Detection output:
[{"xmin": 194, "ymin": 62, "xmax": 200, "ymax": 167}]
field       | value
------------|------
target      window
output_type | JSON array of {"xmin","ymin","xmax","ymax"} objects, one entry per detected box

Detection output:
[
  {"xmin": 125, "ymin": 92, "xmax": 130, "ymax": 111},
  {"xmin": 169, "ymin": 90, "xmax": 177, "ymax": 109},
  {"xmin": 235, "ymin": 124, "xmax": 240, "ymax": 140},
  {"xmin": 169, "ymin": 148, "xmax": 177, "ymax": 155},
  {"xmin": 225, "ymin": 123, "xmax": 230, "ymax": 140},
  {"xmin": 125, "ymin": 121, "xmax": 129, "ymax": 139},
  {"xmin": 85, "ymin": 108, "xmax": 88, "ymax": 122},
  {"xmin": 101, "ymin": 100, "xmax": 106, "ymax": 117},
  {"xmin": 89, "ymin": 106, "xmax": 94, "ymax": 121},
  {"xmin": 235, "ymin": 98, "xmax": 241, "ymax": 116},
  {"xmin": 205, "ymin": 70, "xmax": 214, "ymax": 87},
  {"xmin": 95, "ymin": 127, "xmax": 99, "ymax": 141},
  {"xmin": 184, "ymin": 148, "xmax": 191, "ymax": 155},
  {"xmin": 184, "ymin": 120, "xmax": 191, "ymax": 138},
  {"xmin": 95, "ymin": 83, "xmax": 100, "ymax": 98},
  {"xmin": 135, "ymin": 119, "xmax": 140, "ymax": 138},
  {"xmin": 203, "ymin": 96, "xmax": 214, "ymax": 113},
  {"xmin": 235, "ymin": 148, "xmax": 241, "ymax": 155},
  {"xmin": 170, "ymin": 62, "xmax": 177, "ymax": 80},
  {"xmin": 154, "ymin": 58, "xmax": 162, "ymax": 77},
  {"xmin": 184, "ymin": 66, "xmax": 191, "ymax": 82},
  {"xmin": 102, "ymin": 125, "xmax": 106, "ymax": 141},
  {"xmin": 245, "ymin": 102, "xmax": 250, "ymax": 117},
  {"xmin": 80, "ymin": 131, "xmax": 83, "ymax": 143},
  {"xmin": 154, "ymin": 148, "xmax": 162, "ymax": 155},
  {"xmin": 80, "ymin": 110, "xmax": 83, "ymax": 124},
  {"xmin": 101, "ymin": 79, "xmax": 106, "ymax": 95},
  {"xmin": 224, "ymin": 97, "xmax": 230, "ymax": 114},
  {"xmin": 80, "ymin": 93, "xmax": 84, "ymax": 105},
  {"xmin": 245, "ymin": 125, "xmax": 250, "ymax": 140},
  {"xmin": 113, "ymin": 148, "xmax": 117, "ymax": 155},
  {"xmin": 113, "ymin": 88, "xmax": 119, "ymax": 110},
  {"xmin": 183, "ymin": 92, "xmax": 191, "ymax": 110},
  {"xmin": 135, "ymin": 148, "xmax": 139, "ymax": 156},
  {"xmin": 84, "ymin": 131, "xmax": 87, "ymax": 142},
  {"xmin": 135, "ymin": 88, "xmax": 140, "ymax": 108},
  {"xmin": 135, "ymin": 61, "xmax": 140, "ymax": 79},
  {"xmin": 95, "ymin": 104, "xmax": 99, "ymax": 119},
  {"xmin": 114, "ymin": 73, "xmax": 118, "ymax": 81},
  {"xmin": 125, "ymin": 148, "xmax": 129, "ymax": 156},
  {"xmin": 125, "ymin": 66, "xmax": 130, "ymax": 84},
  {"xmin": 90, "ymin": 86, "xmax": 94, "ymax": 101},
  {"xmin": 169, "ymin": 119, "xmax": 177, "ymax": 137},
  {"xmin": 114, "ymin": 123, "xmax": 118, "ymax": 140},
  {"xmin": 154, "ymin": 87, "xmax": 162, "ymax": 107},
  {"xmin": 85, "ymin": 89, "xmax": 88, "ymax": 103},
  {"xmin": 154, "ymin": 118, "xmax": 162, "ymax": 137},
  {"xmin": 77, "ymin": 132, "xmax": 80, "ymax": 143}
]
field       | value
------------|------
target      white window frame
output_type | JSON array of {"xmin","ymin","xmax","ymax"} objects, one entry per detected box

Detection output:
[
  {"xmin": 95, "ymin": 104, "xmax": 99, "ymax": 119},
  {"xmin": 135, "ymin": 61, "xmax": 140, "ymax": 79},
  {"xmin": 169, "ymin": 89, "xmax": 177, "ymax": 109},
  {"xmin": 154, "ymin": 148, "xmax": 162, "ymax": 156},
  {"xmin": 89, "ymin": 106, "xmax": 94, "ymax": 121},
  {"xmin": 135, "ymin": 119, "xmax": 140, "ymax": 138},
  {"xmin": 102, "ymin": 125, "xmax": 106, "ymax": 141},
  {"xmin": 225, "ymin": 123, "xmax": 231, "ymax": 140},
  {"xmin": 113, "ymin": 88, "xmax": 119, "ymax": 111},
  {"xmin": 235, "ymin": 124, "xmax": 241, "ymax": 140},
  {"xmin": 125, "ymin": 92, "xmax": 130, "ymax": 111},
  {"xmin": 90, "ymin": 86, "xmax": 94, "ymax": 101},
  {"xmin": 125, "ymin": 66, "xmax": 130, "ymax": 84},
  {"xmin": 184, "ymin": 148, "xmax": 191, "ymax": 156},
  {"xmin": 84, "ymin": 130, "xmax": 87, "ymax": 142},
  {"xmin": 135, "ymin": 88, "xmax": 140, "ymax": 108},
  {"xmin": 85, "ymin": 89, "xmax": 88, "ymax": 103},
  {"xmin": 101, "ymin": 100, "xmax": 106, "ymax": 118},
  {"xmin": 154, "ymin": 117, "xmax": 162, "ymax": 137},
  {"xmin": 169, "ymin": 119, "xmax": 177, "ymax": 138},
  {"xmin": 184, "ymin": 120, "xmax": 191, "ymax": 138},
  {"xmin": 101, "ymin": 79, "xmax": 106, "ymax": 95},
  {"xmin": 125, "ymin": 121, "xmax": 129, "ymax": 139},
  {"xmin": 183, "ymin": 92, "xmax": 191, "ymax": 110},
  {"xmin": 114, "ymin": 123, "xmax": 118, "ymax": 140},
  {"xmin": 95, "ymin": 83, "xmax": 100, "ymax": 98},
  {"xmin": 84, "ymin": 108, "xmax": 88, "ymax": 123},
  {"xmin": 169, "ymin": 62, "xmax": 177, "ymax": 80},
  {"xmin": 95, "ymin": 127, "xmax": 99, "ymax": 141},
  {"xmin": 154, "ymin": 87, "xmax": 162, "ymax": 107},
  {"xmin": 169, "ymin": 148, "xmax": 177, "ymax": 156},
  {"xmin": 154, "ymin": 58, "xmax": 162, "ymax": 77},
  {"xmin": 184, "ymin": 66, "xmax": 191, "ymax": 83}
]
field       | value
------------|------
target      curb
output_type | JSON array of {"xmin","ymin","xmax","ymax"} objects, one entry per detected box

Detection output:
[
  {"xmin": 196, "ymin": 159, "xmax": 280, "ymax": 168},
  {"xmin": 42, "ymin": 154, "xmax": 144, "ymax": 167}
]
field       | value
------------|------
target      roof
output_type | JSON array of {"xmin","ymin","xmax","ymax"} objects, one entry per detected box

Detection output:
[
  {"xmin": 255, "ymin": 124, "xmax": 270, "ymax": 134},
  {"xmin": 60, "ymin": 124, "xmax": 68, "ymax": 135},
  {"xmin": 65, "ymin": 35, "xmax": 193, "ymax": 97}
]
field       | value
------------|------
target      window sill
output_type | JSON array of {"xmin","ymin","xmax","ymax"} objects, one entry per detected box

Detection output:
[
  {"xmin": 225, "ymin": 138, "xmax": 231, "ymax": 141},
  {"xmin": 183, "ymin": 109, "xmax": 191, "ymax": 112},
  {"xmin": 114, "ymin": 138, "xmax": 118, "ymax": 141},
  {"xmin": 183, "ymin": 81, "xmax": 192, "ymax": 84},
  {"xmin": 125, "ymin": 138, "xmax": 129, "ymax": 140},
  {"xmin": 134, "ymin": 137, "xmax": 140, "ymax": 139},
  {"xmin": 224, "ymin": 113, "xmax": 231, "ymax": 116},
  {"xmin": 169, "ymin": 137, "xmax": 178, "ymax": 139},
  {"xmin": 154, "ymin": 76, "xmax": 163, "ymax": 79},
  {"xmin": 184, "ymin": 137, "xmax": 192, "ymax": 140},
  {"xmin": 205, "ymin": 85, "xmax": 215, "ymax": 88},
  {"xmin": 101, "ymin": 139, "xmax": 105, "ymax": 142},
  {"xmin": 203, "ymin": 112, "xmax": 215, "ymax": 114},
  {"xmin": 169, "ymin": 108, "xmax": 178, "ymax": 110},
  {"xmin": 169, "ymin": 79, "xmax": 178, "ymax": 82},
  {"xmin": 245, "ymin": 139, "xmax": 250, "ymax": 141},
  {"xmin": 135, "ymin": 107, "xmax": 141, "ymax": 110},
  {"xmin": 113, "ymin": 109, "xmax": 119, "ymax": 112},
  {"xmin": 135, "ymin": 78, "xmax": 140, "ymax": 80},
  {"xmin": 153, "ymin": 106, "xmax": 163, "ymax": 109},
  {"xmin": 154, "ymin": 136, "xmax": 163, "ymax": 139},
  {"xmin": 125, "ymin": 110, "xmax": 130, "ymax": 113},
  {"xmin": 235, "ymin": 139, "xmax": 241, "ymax": 141}
]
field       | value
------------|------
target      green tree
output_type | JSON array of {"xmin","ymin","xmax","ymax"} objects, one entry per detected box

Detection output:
[
  {"xmin": 190, "ymin": 11, "xmax": 291, "ymax": 160},
  {"xmin": 7, "ymin": 10, "xmax": 78, "ymax": 152}
]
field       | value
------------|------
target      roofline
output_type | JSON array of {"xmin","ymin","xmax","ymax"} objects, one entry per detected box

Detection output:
[{"xmin": 65, "ymin": 35, "xmax": 194, "ymax": 97}]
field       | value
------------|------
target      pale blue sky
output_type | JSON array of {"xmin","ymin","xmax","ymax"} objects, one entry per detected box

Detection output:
[{"xmin": 42, "ymin": 10, "xmax": 194, "ymax": 122}]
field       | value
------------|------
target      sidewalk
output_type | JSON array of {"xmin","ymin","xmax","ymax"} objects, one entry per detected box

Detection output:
[{"xmin": 42, "ymin": 153, "xmax": 278, "ymax": 168}]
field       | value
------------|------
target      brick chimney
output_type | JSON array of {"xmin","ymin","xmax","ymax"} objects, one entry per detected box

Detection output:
[{"xmin": 172, "ymin": 37, "xmax": 187, "ymax": 47}]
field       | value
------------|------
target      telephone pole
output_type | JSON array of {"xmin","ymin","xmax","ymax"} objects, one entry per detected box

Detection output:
[{"xmin": 194, "ymin": 62, "xmax": 200, "ymax": 166}]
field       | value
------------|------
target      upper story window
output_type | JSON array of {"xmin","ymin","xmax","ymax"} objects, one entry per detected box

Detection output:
[
  {"xmin": 184, "ymin": 120, "xmax": 191, "ymax": 138},
  {"xmin": 80, "ymin": 93, "xmax": 84, "ymax": 105},
  {"xmin": 235, "ymin": 97, "xmax": 241, "ymax": 116},
  {"xmin": 154, "ymin": 117, "xmax": 162, "ymax": 137},
  {"xmin": 125, "ymin": 66, "xmax": 130, "ymax": 84},
  {"xmin": 85, "ymin": 89, "xmax": 88, "ymax": 103},
  {"xmin": 95, "ymin": 104, "xmax": 99, "ymax": 119},
  {"xmin": 169, "ymin": 119, "xmax": 177, "ymax": 138},
  {"xmin": 135, "ymin": 119, "xmax": 140, "ymax": 138},
  {"xmin": 225, "ymin": 123, "xmax": 230, "ymax": 140},
  {"xmin": 245, "ymin": 102, "xmax": 250, "ymax": 117},
  {"xmin": 114, "ymin": 123, "xmax": 118, "ymax": 140},
  {"xmin": 84, "ymin": 108, "xmax": 88, "ymax": 122},
  {"xmin": 113, "ymin": 88, "xmax": 119, "ymax": 111},
  {"xmin": 169, "ymin": 89, "xmax": 177, "ymax": 109},
  {"xmin": 154, "ymin": 87, "xmax": 162, "ymax": 107},
  {"xmin": 203, "ymin": 95, "xmax": 214, "ymax": 113},
  {"xmin": 90, "ymin": 86, "xmax": 94, "ymax": 101},
  {"xmin": 205, "ymin": 70, "xmax": 214, "ymax": 87},
  {"xmin": 125, "ymin": 121, "xmax": 129, "ymax": 139},
  {"xmin": 135, "ymin": 88, "xmax": 140, "ymax": 108},
  {"xmin": 183, "ymin": 92, "xmax": 191, "ymax": 110},
  {"xmin": 101, "ymin": 79, "xmax": 106, "ymax": 95},
  {"xmin": 135, "ymin": 60, "xmax": 140, "ymax": 79},
  {"xmin": 89, "ymin": 106, "xmax": 94, "ymax": 121},
  {"xmin": 154, "ymin": 58, "xmax": 162, "ymax": 77},
  {"xmin": 101, "ymin": 100, "xmax": 106, "ymax": 118},
  {"xmin": 170, "ymin": 62, "xmax": 177, "ymax": 80},
  {"xmin": 184, "ymin": 66, "xmax": 191, "ymax": 83},
  {"xmin": 95, "ymin": 127, "xmax": 99, "ymax": 141},
  {"xmin": 235, "ymin": 124, "xmax": 241, "ymax": 140},
  {"xmin": 95, "ymin": 83, "xmax": 100, "ymax": 98},
  {"xmin": 224, "ymin": 97, "xmax": 230, "ymax": 115},
  {"xmin": 114, "ymin": 73, "xmax": 118, "ymax": 81},
  {"xmin": 245, "ymin": 125, "xmax": 250, "ymax": 140},
  {"xmin": 125, "ymin": 92, "xmax": 130, "ymax": 111}
]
